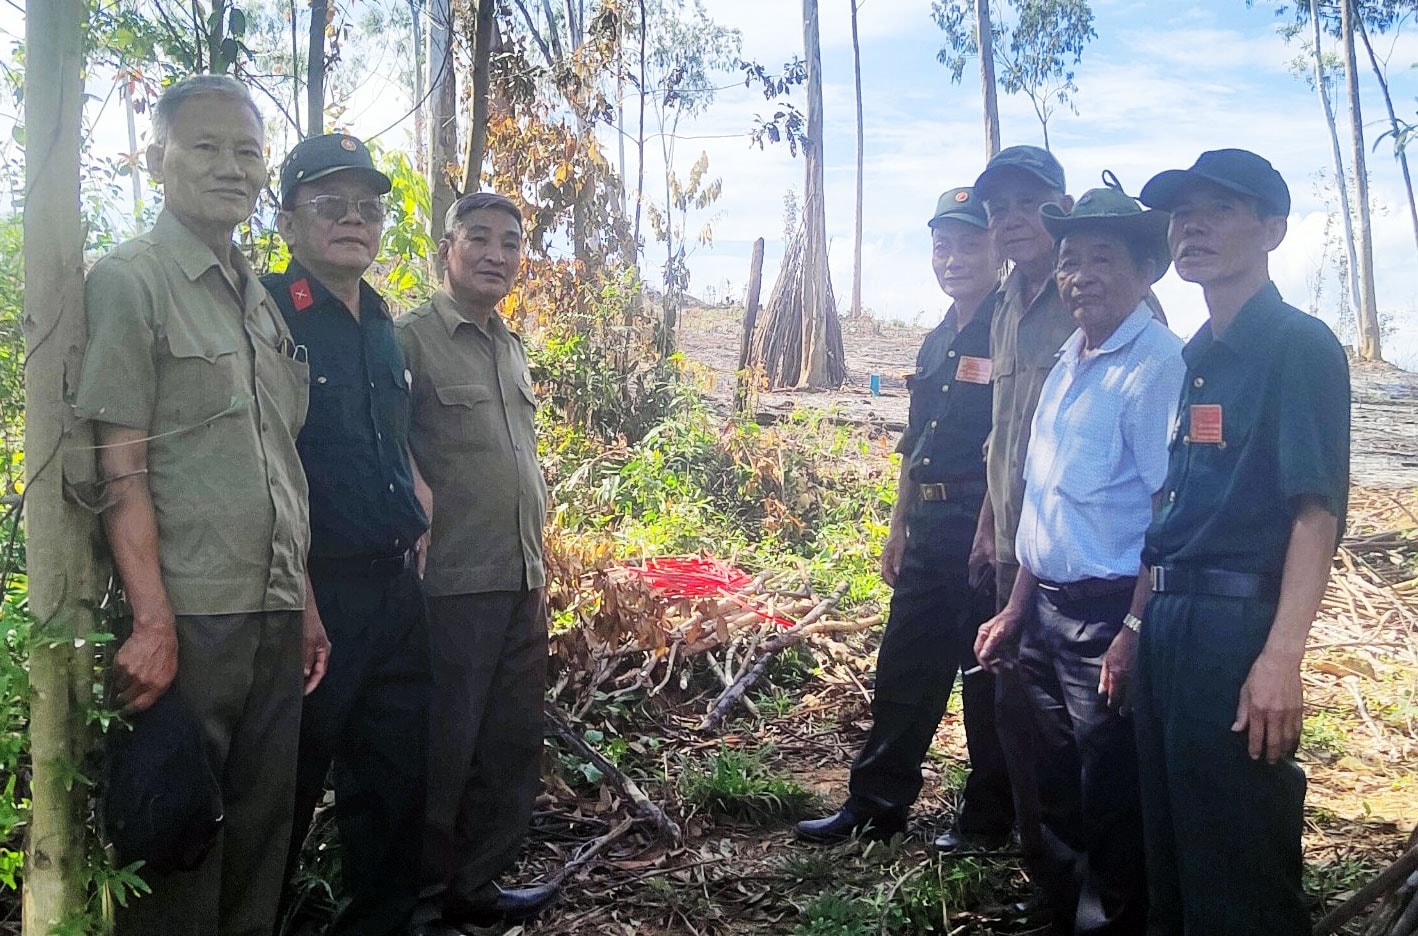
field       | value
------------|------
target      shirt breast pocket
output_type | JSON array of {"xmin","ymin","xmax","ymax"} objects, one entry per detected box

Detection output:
[
  {"xmin": 160, "ymin": 328, "xmax": 246, "ymax": 428},
  {"xmin": 374, "ymin": 358, "xmax": 413, "ymax": 446},
  {"xmin": 434, "ymin": 383, "xmax": 500, "ymax": 449}
]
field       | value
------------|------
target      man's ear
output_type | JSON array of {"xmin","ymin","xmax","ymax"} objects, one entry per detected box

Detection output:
[
  {"xmin": 145, "ymin": 142, "xmax": 165, "ymax": 182},
  {"xmin": 275, "ymin": 210, "xmax": 296, "ymax": 246},
  {"xmin": 1263, "ymin": 215, "xmax": 1287, "ymax": 252}
]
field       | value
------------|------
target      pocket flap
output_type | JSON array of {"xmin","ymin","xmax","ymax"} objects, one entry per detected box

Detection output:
[
  {"xmin": 166, "ymin": 326, "xmax": 239, "ymax": 363},
  {"xmin": 434, "ymin": 383, "xmax": 493, "ymax": 408}
]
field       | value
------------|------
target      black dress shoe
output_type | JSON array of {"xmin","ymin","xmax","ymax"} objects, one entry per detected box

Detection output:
[
  {"xmin": 931, "ymin": 826, "xmax": 1012, "ymax": 853},
  {"xmin": 444, "ymin": 881, "xmax": 561, "ymax": 927},
  {"xmin": 795, "ymin": 804, "xmax": 906, "ymax": 844}
]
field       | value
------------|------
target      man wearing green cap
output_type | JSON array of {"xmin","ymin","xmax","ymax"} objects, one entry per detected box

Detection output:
[
  {"xmin": 1135, "ymin": 150, "xmax": 1350, "ymax": 934},
  {"xmin": 796, "ymin": 187, "xmax": 1013, "ymax": 850},
  {"xmin": 976, "ymin": 183, "xmax": 1184, "ymax": 935},
  {"xmin": 75, "ymin": 74, "xmax": 321, "ymax": 936},
  {"xmin": 264, "ymin": 133, "xmax": 432, "ymax": 936}
]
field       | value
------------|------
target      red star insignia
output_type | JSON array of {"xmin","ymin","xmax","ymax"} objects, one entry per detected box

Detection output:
[{"xmin": 290, "ymin": 278, "xmax": 314, "ymax": 311}]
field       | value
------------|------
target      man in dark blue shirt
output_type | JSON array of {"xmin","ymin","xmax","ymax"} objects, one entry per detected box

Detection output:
[
  {"xmin": 264, "ymin": 133, "xmax": 432, "ymax": 936},
  {"xmin": 796, "ymin": 187, "xmax": 1012, "ymax": 850},
  {"xmin": 1136, "ymin": 150, "xmax": 1350, "ymax": 935}
]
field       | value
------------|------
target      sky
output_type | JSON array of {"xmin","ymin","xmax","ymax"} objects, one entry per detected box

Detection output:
[{"xmin": 4, "ymin": 0, "xmax": 1418, "ymax": 366}]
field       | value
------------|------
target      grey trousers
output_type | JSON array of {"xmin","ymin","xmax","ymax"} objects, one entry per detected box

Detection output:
[
  {"xmin": 115, "ymin": 610, "xmax": 304, "ymax": 936},
  {"xmin": 422, "ymin": 588, "xmax": 547, "ymax": 906}
]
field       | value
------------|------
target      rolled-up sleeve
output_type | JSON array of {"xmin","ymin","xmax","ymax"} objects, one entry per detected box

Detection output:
[
  {"xmin": 1276, "ymin": 318, "xmax": 1350, "ymax": 528},
  {"xmin": 76, "ymin": 259, "xmax": 157, "ymax": 430}
]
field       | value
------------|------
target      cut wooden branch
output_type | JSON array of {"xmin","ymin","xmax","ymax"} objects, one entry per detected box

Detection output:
[
  {"xmin": 546, "ymin": 704, "xmax": 682, "ymax": 845},
  {"xmin": 699, "ymin": 582, "xmax": 851, "ymax": 733},
  {"xmin": 1314, "ymin": 840, "xmax": 1418, "ymax": 936},
  {"xmin": 548, "ymin": 816, "xmax": 636, "ymax": 887}
]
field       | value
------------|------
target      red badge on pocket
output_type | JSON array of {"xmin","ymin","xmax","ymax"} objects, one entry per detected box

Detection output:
[
  {"xmin": 956, "ymin": 356, "xmax": 993, "ymax": 385},
  {"xmin": 1189, "ymin": 404, "xmax": 1224, "ymax": 444}
]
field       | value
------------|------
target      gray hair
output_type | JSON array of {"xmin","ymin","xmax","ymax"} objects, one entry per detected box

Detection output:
[
  {"xmin": 152, "ymin": 75, "xmax": 262, "ymax": 144},
  {"xmin": 443, "ymin": 191, "xmax": 524, "ymax": 238}
]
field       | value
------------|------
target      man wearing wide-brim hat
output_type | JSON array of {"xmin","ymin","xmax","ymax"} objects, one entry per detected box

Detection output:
[
  {"xmin": 1134, "ymin": 149, "xmax": 1350, "ymax": 935},
  {"xmin": 976, "ymin": 181, "xmax": 1186, "ymax": 935}
]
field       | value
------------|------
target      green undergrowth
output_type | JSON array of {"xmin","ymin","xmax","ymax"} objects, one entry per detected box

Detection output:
[{"xmin": 678, "ymin": 744, "xmax": 818, "ymax": 823}]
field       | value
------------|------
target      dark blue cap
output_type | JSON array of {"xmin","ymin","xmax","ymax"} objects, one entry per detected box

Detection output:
[
  {"xmin": 279, "ymin": 133, "xmax": 391, "ymax": 208},
  {"xmin": 974, "ymin": 145, "xmax": 1067, "ymax": 202},
  {"xmin": 1140, "ymin": 149, "xmax": 1290, "ymax": 217}
]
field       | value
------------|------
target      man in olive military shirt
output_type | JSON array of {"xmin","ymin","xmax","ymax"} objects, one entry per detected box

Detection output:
[
  {"xmin": 75, "ymin": 75, "xmax": 326, "ymax": 936},
  {"xmin": 1135, "ymin": 150, "xmax": 1350, "ymax": 935},
  {"xmin": 265, "ymin": 133, "xmax": 431, "ymax": 936},
  {"xmin": 796, "ymin": 187, "xmax": 1012, "ymax": 851},
  {"xmin": 970, "ymin": 145, "xmax": 1077, "ymax": 873},
  {"xmin": 396, "ymin": 192, "xmax": 556, "ymax": 931}
]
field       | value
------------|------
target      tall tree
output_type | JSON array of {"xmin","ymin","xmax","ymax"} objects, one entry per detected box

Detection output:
[
  {"xmin": 1355, "ymin": 13, "xmax": 1418, "ymax": 258},
  {"xmin": 800, "ymin": 0, "xmax": 831, "ymax": 388},
  {"xmin": 428, "ymin": 0, "xmax": 458, "ymax": 239},
  {"xmin": 976, "ymin": 0, "xmax": 1000, "ymax": 158},
  {"xmin": 849, "ymin": 0, "xmax": 864, "ymax": 320},
  {"xmin": 22, "ymin": 0, "xmax": 103, "ymax": 931},
  {"xmin": 932, "ymin": 0, "xmax": 1096, "ymax": 150},
  {"xmin": 462, "ymin": 0, "xmax": 498, "ymax": 194},
  {"xmin": 1340, "ymin": 0, "xmax": 1383, "ymax": 359},
  {"xmin": 308, "ymin": 0, "xmax": 328, "ymax": 135}
]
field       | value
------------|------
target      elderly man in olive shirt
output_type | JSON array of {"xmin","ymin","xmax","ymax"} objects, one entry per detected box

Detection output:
[
  {"xmin": 75, "ymin": 75, "xmax": 326, "ymax": 936},
  {"xmin": 396, "ymin": 192, "xmax": 555, "ymax": 932}
]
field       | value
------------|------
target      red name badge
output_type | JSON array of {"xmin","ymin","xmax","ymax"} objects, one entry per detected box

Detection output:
[
  {"xmin": 1189, "ymin": 404, "xmax": 1224, "ymax": 444},
  {"xmin": 956, "ymin": 355, "xmax": 993, "ymax": 384}
]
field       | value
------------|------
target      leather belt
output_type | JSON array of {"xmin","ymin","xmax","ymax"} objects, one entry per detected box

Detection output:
[
  {"xmin": 1150, "ymin": 566, "xmax": 1280, "ymax": 602},
  {"xmin": 1036, "ymin": 576, "xmax": 1134, "ymax": 604},
  {"xmin": 918, "ymin": 479, "xmax": 987, "ymax": 502},
  {"xmin": 308, "ymin": 549, "xmax": 414, "ymax": 580}
]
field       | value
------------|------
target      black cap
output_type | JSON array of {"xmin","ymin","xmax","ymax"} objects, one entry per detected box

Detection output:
[
  {"xmin": 974, "ymin": 145, "xmax": 1066, "ymax": 202},
  {"xmin": 279, "ymin": 133, "xmax": 392, "ymax": 208},
  {"xmin": 928, "ymin": 187, "xmax": 988, "ymax": 230},
  {"xmin": 1140, "ymin": 149, "xmax": 1290, "ymax": 217}
]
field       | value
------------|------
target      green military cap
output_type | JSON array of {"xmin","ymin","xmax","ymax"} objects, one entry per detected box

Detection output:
[
  {"xmin": 928, "ymin": 186, "xmax": 988, "ymax": 230},
  {"xmin": 1040, "ymin": 173, "xmax": 1171, "ymax": 283},
  {"xmin": 279, "ymin": 132, "xmax": 391, "ymax": 208}
]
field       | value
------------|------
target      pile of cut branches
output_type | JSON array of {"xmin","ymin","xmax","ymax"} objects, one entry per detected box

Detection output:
[{"xmin": 747, "ymin": 227, "xmax": 846, "ymax": 390}]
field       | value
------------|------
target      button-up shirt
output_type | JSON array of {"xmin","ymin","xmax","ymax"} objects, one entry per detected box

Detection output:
[
  {"xmin": 75, "ymin": 210, "xmax": 310, "ymax": 615},
  {"xmin": 1016, "ymin": 304, "xmax": 1185, "ymax": 583},
  {"xmin": 897, "ymin": 292, "xmax": 998, "ymax": 484},
  {"xmin": 1143, "ymin": 283, "xmax": 1350, "ymax": 575},
  {"xmin": 987, "ymin": 269, "xmax": 1078, "ymax": 563},
  {"xmin": 396, "ymin": 290, "xmax": 547, "ymax": 597},
  {"xmin": 263, "ymin": 261, "xmax": 427, "ymax": 560}
]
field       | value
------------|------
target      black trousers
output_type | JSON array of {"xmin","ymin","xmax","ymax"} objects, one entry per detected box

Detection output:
[
  {"xmin": 995, "ymin": 560, "xmax": 1045, "ymax": 863},
  {"xmin": 846, "ymin": 500, "xmax": 1013, "ymax": 834},
  {"xmin": 422, "ymin": 587, "xmax": 548, "ymax": 908},
  {"xmin": 1018, "ymin": 588, "xmax": 1146, "ymax": 936},
  {"xmin": 1135, "ymin": 592, "xmax": 1308, "ymax": 936},
  {"xmin": 281, "ymin": 566, "xmax": 432, "ymax": 936}
]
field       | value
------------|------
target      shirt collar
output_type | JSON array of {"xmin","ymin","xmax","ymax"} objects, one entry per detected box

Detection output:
[
  {"xmin": 284, "ymin": 258, "xmax": 388, "ymax": 320},
  {"xmin": 431, "ymin": 288, "xmax": 504, "ymax": 339},
  {"xmin": 1060, "ymin": 302, "xmax": 1153, "ymax": 365},
  {"xmin": 1182, "ymin": 281, "xmax": 1282, "ymax": 366},
  {"xmin": 1002, "ymin": 266, "xmax": 1059, "ymax": 316},
  {"xmin": 153, "ymin": 209, "xmax": 228, "ymax": 283}
]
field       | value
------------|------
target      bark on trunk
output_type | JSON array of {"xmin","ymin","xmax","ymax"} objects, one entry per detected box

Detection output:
[
  {"xmin": 1341, "ymin": 0, "xmax": 1383, "ymax": 361},
  {"xmin": 1310, "ymin": 0, "xmax": 1361, "ymax": 322},
  {"xmin": 428, "ymin": 0, "xmax": 458, "ymax": 240},
  {"xmin": 799, "ymin": 0, "xmax": 838, "ymax": 389},
  {"xmin": 976, "ymin": 0, "xmax": 1000, "ymax": 160},
  {"xmin": 307, "ymin": 0, "xmax": 327, "ymax": 135},
  {"xmin": 849, "ymin": 0, "xmax": 864, "ymax": 320},
  {"xmin": 463, "ymin": 0, "xmax": 497, "ymax": 194}
]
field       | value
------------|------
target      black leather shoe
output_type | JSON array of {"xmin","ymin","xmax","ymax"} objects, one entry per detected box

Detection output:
[
  {"xmin": 931, "ymin": 826, "xmax": 1012, "ymax": 853},
  {"xmin": 795, "ymin": 805, "xmax": 906, "ymax": 844},
  {"xmin": 444, "ymin": 881, "xmax": 561, "ymax": 927}
]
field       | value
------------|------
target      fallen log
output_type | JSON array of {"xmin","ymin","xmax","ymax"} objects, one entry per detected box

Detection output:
[
  {"xmin": 546, "ymin": 704, "xmax": 683, "ymax": 845},
  {"xmin": 1314, "ymin": 838, "xmax": 1418, "ymax": 936}
]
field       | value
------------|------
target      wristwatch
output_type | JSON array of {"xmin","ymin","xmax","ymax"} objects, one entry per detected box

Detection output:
[{"xmin": 1122, "ymin": 613, "xmax": 1143, "ymax": 634}]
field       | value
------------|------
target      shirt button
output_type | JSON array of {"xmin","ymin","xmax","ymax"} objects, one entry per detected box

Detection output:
[
  {"xmin": 1168, "ymin": 491, "xmax": 1177, "ymax": 503},
  {"xmin": 376, "ymin": 431, "xmax": 383, "ymax": 440},
  {"xmin": 922, "ymin": 457, "xmax": 932, "ymax": 465},
  {"xmin": 388, "ymin": 483, "xmax": 395, "ymax": 492},
  {"xmin": 929, "ymin": 420, "xmax": 938, "ymax": 429},
  {"xmin": 1182, "ymin": 435, "xmax": 1191, "ymax": 444},
  {"xmin": 317, "ymin": 376, "xmax": 327, "ymax": 384},
  {"xmin": 370, "ymin": 381, "xmax": 376, "ymax": 388},
  {"xmin": 948, "ymin": 350, "xmax": 957, "ymax": 358},
  {"xmin": 1193, "ymin": 377, "xmax": 1205, "ymax": 389},
  {"xmin": 940, "ymin": 384, "xmax": 950, "ymax": 393}
]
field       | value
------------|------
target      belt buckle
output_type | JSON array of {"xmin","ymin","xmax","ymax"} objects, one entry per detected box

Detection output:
[
  {"xmin": 1150, "ymin": 566, "xmax": 1166, "ymax": 592},
  {"xmin": 920, "ymin": 483, "xmax": 947, "ymax": 502}
]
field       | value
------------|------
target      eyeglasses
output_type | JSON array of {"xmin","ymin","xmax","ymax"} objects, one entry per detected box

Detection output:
[{"xmin": 293, "ymin": 195, "xmax": 387, "ymax": 224}]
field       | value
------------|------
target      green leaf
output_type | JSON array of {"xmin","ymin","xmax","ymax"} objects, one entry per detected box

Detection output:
[{"xmin": 228, "ymin": 7, "xmax": 246, "ymax": 37}]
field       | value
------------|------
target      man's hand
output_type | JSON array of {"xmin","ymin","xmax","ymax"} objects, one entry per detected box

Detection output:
[
  {"xmin": 415, "ymin": 530, "xmax": 430, "ymax": 580},
  {"xmin": 880, "ymin": 528, "xmax": 906, "ymax": 587},
  {"xmin": 302, "ymin": 606, "xmax": 330, "ymax": 695},
  {"xmin": 975, "ymin": 607, "xmax": 1022, "ymax": 673},
  {"xmin": 968, "ymin": 531, "xmax": 995, "ymax": 589},
  {"xmin": 113, "ymin": 617, "xmax": 178, "ymax": 713},
  {"xmin": 1232, "ymin": 650, "xmax": 1304, "ymax": 763},
  {"xmin": 1098, "ymin": 627, "xmax": 1139, "ymax": 714}
]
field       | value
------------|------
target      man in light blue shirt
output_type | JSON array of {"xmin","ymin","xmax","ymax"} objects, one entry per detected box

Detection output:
[{"xmin": 976, "ymin": 182, "xmax": 1185, "ymax": 935}]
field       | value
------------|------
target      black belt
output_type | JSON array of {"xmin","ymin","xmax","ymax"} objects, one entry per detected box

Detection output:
[
  {"xmin": 1150, "ymin": 566, "xmax": 1280, "ymax": 602},
  {"xmin": 308, "ymin": 550, "xmax": 414, "ymax": 580},
  {"xmin": 1036, "ymin": 576, "xmax": 1134, "ymax": 604},
  {"xmin": 918, "ymin": 479, "xmax": 987, "ymax": 502}
]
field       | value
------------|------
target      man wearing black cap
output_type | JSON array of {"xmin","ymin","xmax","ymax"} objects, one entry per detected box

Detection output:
[
  {"xmin": 796, "ymin": 187, "xmax": 1013, "ymax": 849},
  {"xmin": 265, "ymin": 133, "xmax": 433, "ymax": 936},
  {"xmin": 970, "ymin": 144, "xmax": 1078, "ymax": 875},
  {"xmin": 1135, "ymin": 149, "xmax": 1350, "ymax": 934}
]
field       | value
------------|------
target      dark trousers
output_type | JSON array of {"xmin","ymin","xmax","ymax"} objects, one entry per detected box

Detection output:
[
  {"xmin": 423, "ymin": 587, "xmax": 548, "ymax": 907},
  {"xmin": 995, "ymin": 560, "xmax": 1045, "ymax": 861},
  {"xmin": 116, "ymin": 611, "xmax": 304, "ymax": 936},
  {"xmin": 1018, "ymin": 588, "xmax": 1147, "ymax": 935},
  {"xmin": 280, "ymin": 566, "xmax": 432, "ymax": 936},
  {"xmin": 1134, "ymin": 592, "xmax": 1308, "ymax": 936},
  {"xmin": 847, "ymin": 502, "xmax": 1013, "ymax": 831}
]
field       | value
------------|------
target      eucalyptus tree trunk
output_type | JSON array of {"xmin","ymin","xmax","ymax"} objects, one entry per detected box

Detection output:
[
  {"xmin": 799, "ymin": 0, "xmax": 831, "ymax": 388},
  {"xmin": 23, "ymin": 2, "xmax": 104, "ymax": 931},
  {"xmin": 307, "ymin": 0, "xmax": 327, "ymax": 135},
  {"xmin": 1355, "ymin": 15, "xmax": 1418, "ymax": 259},
  {"xmin": 463, "ymin": 0, "xmax": 497, "ymax": 194},
  {"xmin": 976, "ymin": 0, "xmax": 999, "ymax": 159},
  {"xmin": 849, "ymin": 0, "xmax": 864, "ymax": 320},
  {"xmin": 428, "ymin": 0, "xmax": 458, "ymax": 240},
  {"xmin": 1309, "ymin": 0, "xmax": 1361, "ymax": 321},
  {"xmin": 1340, "ymin": 0, "xmax": 1383, "ymax": 361}
]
